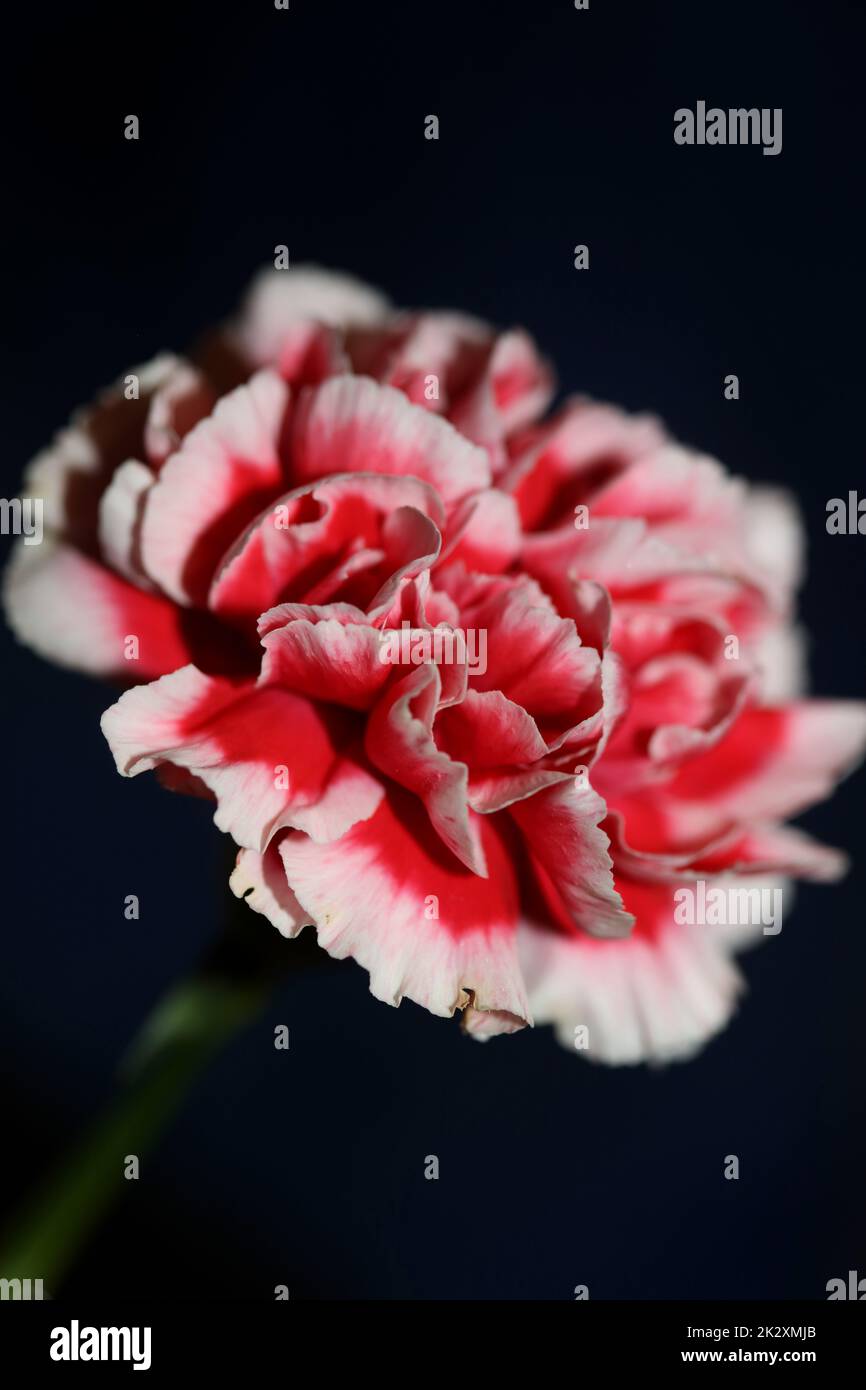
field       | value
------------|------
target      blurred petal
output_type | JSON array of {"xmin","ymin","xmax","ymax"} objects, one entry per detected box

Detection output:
[
  {"xmin": 289, "ymin": 375, "xmax": 490, "ymax": 506},
  {"xmin": 5, "ymin": 539, "xmax": 192, "ymax": 679}
]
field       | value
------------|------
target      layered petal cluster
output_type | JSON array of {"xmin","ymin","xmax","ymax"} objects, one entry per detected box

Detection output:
[{"xmin": 7, "ymin": 267, "xmax": 865, "ymax": 1063}]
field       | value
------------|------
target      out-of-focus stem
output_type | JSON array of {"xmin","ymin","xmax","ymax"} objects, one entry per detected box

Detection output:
[{"xmin": 0, "ymin": 870, "xmax": 321, "ymax": 1294}]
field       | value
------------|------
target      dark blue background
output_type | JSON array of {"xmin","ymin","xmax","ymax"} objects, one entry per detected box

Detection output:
[{"xmin": 2, "ymin": 0, "xmax": 864, "ymax": 1299}]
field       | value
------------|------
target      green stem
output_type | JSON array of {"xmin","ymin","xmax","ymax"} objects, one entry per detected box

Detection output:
[
  {"xmin": 0, "ymin": 872, "xmax": 322, "ymax": 1295},
  {"xmin": 0, "ymin": 979, "xmax": 264, "ymax": 1292}
]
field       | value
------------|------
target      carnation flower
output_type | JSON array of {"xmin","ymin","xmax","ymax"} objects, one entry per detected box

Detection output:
[{"xmin": 7, "ymin": 267, "xmax": 865, "ymax": 1063}]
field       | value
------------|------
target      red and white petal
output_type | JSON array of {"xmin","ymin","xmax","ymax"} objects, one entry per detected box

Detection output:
[
  {"xmin": 503, "ymin": 398, "xmax": 665, "ymax": 531},
  {"xmin": 742, "ymin": 486, "xmax": 804, "ymax": 611},
  {"xmin": 602, "ymin": 611, "xmax": 754, "ymax": 777},
  {"xmin": 208, "ymin": 317, "xmax": 349, "ymax": 394},
  {"xmin": 271, "ymin": 321, "xmax": 350, "ymax": 387},
  {"xmin": 435, "ymin": 689, "xmax": 558, "ymax": 813},
  {"xmin": 592, "ymin": 448, "xmax": 795, "ymax": 614},
  {"xmin": 289, "ymin": 375, "xmax": 491, "ymax": 507},
  {"xmin": 687, "ymin": 823, "xmax": 848, "ymax": 883},
  {"xmin": 510, "ymin": 780, "xmax": 634, "ymax": 939},
  {"xmin": 278, "ymin": 790, "xmax": 529, "ymax": 1031},
  {"xmin": 450, "ymin": 329, "xmax": 554, "ymax": 461},
  {"xmin": 233, "ymin": 265, "xmax": 389, "ymax": 366},
  {"xmin": 101, "ymin": 664, "xmax": 383, "ymax": 850},
  {"xmin": 750, "ymin": 623, "xmax": 807, "ymax": 703},
  {"xmin": 230, "ymin": 843, "xmax": 309, "ymax": 938},
  {"xmin": 365, "ymin": 568, "xmax": 456, "ymax": 642},
  {"xmin": 617, "ymin": 664, "xmax": 752, "ymax": 777},
  {"xmin": 143, "ymin": 361, "xmax": 217, "ymax": 469},
  {"xmin": 366, "ymin": 662, "xmax": 485, "ymax": 875},
  {"xmin": 592, "ymin": 446, "xmax": 742, "ymax": 529},
  {"xmin": 346, "ymin": 310, "xmax": 490, "ymax": 411},
  {"xmin": 605, "ymin": 810, "xmax": 847, "ymax": 885},
  {"xmin": 140, "ymin": 370, "xmax": 290, "ymax": 605},
  {"xmin": 437, "ymin": 688, "xmax": 549, "ymax": 768},
  {"xmin": 209, "ymin": 473, "xmax": 443, "ymax": 623},
  {"xmin": 668, "ymin": 701, "xmax": 866, "ymax": 831},
  {"xmin": 519, "ymin": 878, "xmax": 743, "ymax": 1065},
  {"xmin": 260, "ymin": 613, "xmax": 392, "ymax": 711},
  {"xmin": 5, "ymin": 539, "xmax": 192, "ymax": 679},
  {"xmin": 441, "ymin": 571, "xmax": 602, "ymax": 746},
  {"xmin": 98, "ymin": 459, "xmax": 156, "ymax": 585},
  {"xmin": 522, "ymin": 517, "xmax": 704, "ymax": 600},
  {"xmin": 362, "ymin": 608, "xmax": 470, "ymax": 714},
  {"xmin": 257, "ymin": 599, "xmax": 371, "ymax": 635},
  {"xmin": 24, "ymin": 353, "xmax": 185, "ymax": 549},
  {"xmin": 363, "ymin": 507, "xmax": 443, "ymax": 620},
  {"xmin": 440, "ymin": 488, "xmax": 521, "ymax": 573}
]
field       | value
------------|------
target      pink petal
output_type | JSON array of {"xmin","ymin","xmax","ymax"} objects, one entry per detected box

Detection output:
[{"xmin": 598, "ymin": 613, "xmax": 754, "ymax": 784}]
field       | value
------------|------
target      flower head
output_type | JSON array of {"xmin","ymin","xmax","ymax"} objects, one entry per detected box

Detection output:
[{"xmin": 8, "ymin": 267, "xmax": 865, "ymax": 1062}]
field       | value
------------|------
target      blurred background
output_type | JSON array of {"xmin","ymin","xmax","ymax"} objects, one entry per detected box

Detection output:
[{"xmin": 1, "ymin": 0, "xmax": 864, "ymax": 1299}]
